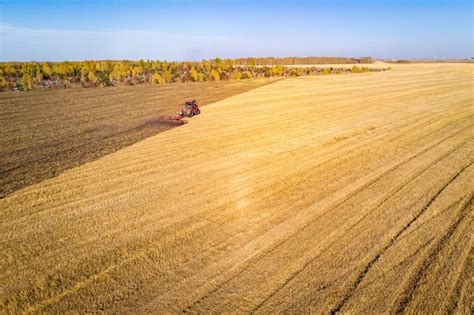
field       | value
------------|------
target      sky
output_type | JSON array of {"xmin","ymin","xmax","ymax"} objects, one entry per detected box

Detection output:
[{"xmin": 0, "ymin": 0, "xmax": 472, "ymax": 61}]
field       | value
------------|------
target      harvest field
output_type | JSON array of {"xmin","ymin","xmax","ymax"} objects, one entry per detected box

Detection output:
[
  {"xmin": 0, "ymin": 78, "xmax": 277, "ymax": 198},
  {"xmin": 1, "ymin": 63, "xmax": 473, "ymax": 313}
]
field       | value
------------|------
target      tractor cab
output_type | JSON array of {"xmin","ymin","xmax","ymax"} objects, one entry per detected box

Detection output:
[{"xmin": 181, "ymin": 99, "xmax": 201, "ymax": 117}]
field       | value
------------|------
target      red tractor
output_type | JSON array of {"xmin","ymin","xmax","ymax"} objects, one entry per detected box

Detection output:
[
  {"xmin": 156, "ymin": 99, "xmax": 201, "ymax": 125},
  {"xmin": 181, "ymin": 99, "xmax": 201, "ymax": 117}
]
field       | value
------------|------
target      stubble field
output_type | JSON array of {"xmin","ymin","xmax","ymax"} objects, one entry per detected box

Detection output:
[{"xmin": 0, "ymin": 63, "xmax": 472, "ymax": 313}]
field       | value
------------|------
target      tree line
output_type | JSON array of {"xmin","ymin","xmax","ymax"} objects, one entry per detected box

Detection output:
[
  {"xmin": 234, "ymin": 56, "xmax": 373, "ymax": 66},
  {"xmin": 0, "ymin": 57, "xmax": 379, "ymax": 92}
]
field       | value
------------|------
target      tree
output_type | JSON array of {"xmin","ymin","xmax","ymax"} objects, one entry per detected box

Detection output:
[
  {"xmin": 191, "ymin": 67, "xmax": 199, "ymax": 82},
  {"xmin": 87, "ymin": 71, "xmax": 98, "ymax": 84},
  {"xmin": 132, "ymin": 65, "xmax": 144, "ymax": 77},
  {"xmin": 231, "ymin": 72, "xmax": 242, "ymax": 80},
  {"xmin": 21, "ymin": 74, "xmax": 33, "ymax": 91},
  {"xmin": 242, "ymin": 71, "xmax": 253, "ymax": 79},
  {"xmin": 210, "ymin": 69, "xmax": 220, "ymax": 81},
  {"xmin": 163, "ymin": 70, "xmax": 172, "ymax": 83},
  {"xmin": 53, "ymin": 64, "xmax": 67, "ymax": 79},
  {"xmin": 152, "ymin": 73, "xmax": 165, "ymax": 84},
  {"xmin": 272, "ymin": 65, "xmax": 284, "ymax": 76},
  {"xmin": 351, "ymin": 66, "xmax": 362, "ymax": 73},
  {"xmin": 36, "ymin": 71, "xmax": 43, "ymax": 81},
  {"xmin": 321, "ymin": 68, "xmax": 330, "ymax": 75},
  {"xmin": 0, "ymin": 75, "xmax": 8, "ymax": 91},
  {"xmin": 42, "ymin": 64, "xmax": 53, "ymax": 79}
]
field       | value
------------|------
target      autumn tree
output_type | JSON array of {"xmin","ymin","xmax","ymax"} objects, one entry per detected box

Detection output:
[
  {"xmin": 210, "ymin": 69, "xmax": 220, "ymax": 81},
  {"xmin": 21, "ymin": 74, "xmax": 33, "ymax": 91},
  {"xmin": 152, "ymin": 73, "xmax": 165, "ymax": 84},
  {"xmin": 87, "ymin": 71, "xmax": 98, "ymax": 85},
  {"xmin": 0, "ymin": 75, "xmax": 7, "ymax": 91},
  {"xmin": 191, "ymin": 67, "xmax": 199, "ymax": 81},
  {"xmin": 242, "ymin": 71, "xmax": 253, "ymax": 79},
  {"xmin": 36, "ymin": 71, "xmax": 43, "ymax": 81},
  {"xmin": 42, "ymin": 64, "xmax": 53, "ymax": 79},
  {"xmin": 247, "ymin": 58, "xmax": 256, "ymax": 67},
  {"xmin": 231, "ymin": 72, "xmax": 242, "ymax": 80},
  {"xmin": 272, "ymin": 65, "xmax": 284, "ymax": 76},
  {"xmin": 163, "ymin": 70, "xmax": 172, "ymax": 83},
  {"xmin": 351, "ymin": 65, "xmax": 362, "ymax": 73}
]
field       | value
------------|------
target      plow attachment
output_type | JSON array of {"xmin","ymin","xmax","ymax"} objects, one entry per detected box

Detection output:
[{"xmin": 155, "ymin": 114, "xmax": 188, "ymax": 126}]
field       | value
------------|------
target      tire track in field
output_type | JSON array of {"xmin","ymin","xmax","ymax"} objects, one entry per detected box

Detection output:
[
  {"xmin": 329, "ymin": 162, "xmax": 472, "ymax": 314},
  {"xmin": 250, "ymin": 139, "xmax": 470, "ymax": 313},
  {"xmin": 392, "ymin": 194, "xmax": 473, "ymax": 314},
  {"xmin": 182, "ymin": 129, "xmax": 471, "ymax": 312},
  {"xmin": 445, "ymin": 245, "xmax": 473, "ymax": 313}
]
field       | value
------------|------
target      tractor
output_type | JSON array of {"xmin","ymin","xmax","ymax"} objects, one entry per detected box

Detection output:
[
  {"xmin": 181, "ymin": 99, "xmax": 201, "ymax": 117},
  {"xmin": 156, "ymin": 99, "xmax": 201, "ymax": 125}
]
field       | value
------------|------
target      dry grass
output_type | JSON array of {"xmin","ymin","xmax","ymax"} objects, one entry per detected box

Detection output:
[
  {"xmin": 0, "ymin": 63, "xmax": 473, "ymax": 313},
  {"xmin": 0, "ymin": 78, "xmax": 277, "ymax": 198}
]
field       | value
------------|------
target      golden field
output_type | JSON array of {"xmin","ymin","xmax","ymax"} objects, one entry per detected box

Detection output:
[{"xmin": 1, "ymin": 63, "xmax": 472, "ymax": 313}]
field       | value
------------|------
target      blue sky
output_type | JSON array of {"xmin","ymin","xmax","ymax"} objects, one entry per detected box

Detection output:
[{"xmin": 0, "ymin": 0, "xmax": 472, "ymax": 61}]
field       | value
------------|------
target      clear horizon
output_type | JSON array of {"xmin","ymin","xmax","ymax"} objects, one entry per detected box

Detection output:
[{"xmin": 1, "ymin": 0, "xmax": 473, "ymax": 62}]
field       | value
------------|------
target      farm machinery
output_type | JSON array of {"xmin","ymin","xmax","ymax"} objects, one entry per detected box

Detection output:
[{"xmin": 157, "ymin": 99, "xmax": 201, "ymax": 125}]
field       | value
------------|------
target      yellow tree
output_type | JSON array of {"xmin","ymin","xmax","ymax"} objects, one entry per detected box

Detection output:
[
  {"xmin": 191, "ymin": 67, "xmax": 199, "ymax": 81},
  {"xmin": 210, "ymin": 69, "xmax": 220, "ymax": 81},
  {"xmin": 152, "ymin": 73, "xmax": 165, "ymax": 84},
  {"xmin": 163, "ymin": 70, "xmax": 172, "ymax": 83},
  {"xmin": 21, "ymin": 74, "xmax": 33, "ymax": 90},
  {"xmin": 351, "ymin": 66, "xmax": 362, "ymax": 73},
  {"xmin": 0, "ymin": 75, "xmax": 8, "ymax": 91},
  {"xmin": 231, "ymin": 72, "xmax": 242, "ymax": 80},
  {"xmin": 42, "ymin": 64, "xmax": 53, "ymax": 79},
  {"xmin": 87, "ymin": 71, "xmax": 98, "ymax": 84}
]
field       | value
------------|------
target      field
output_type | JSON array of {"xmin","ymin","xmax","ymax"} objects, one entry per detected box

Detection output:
[
  {"xmin": 0, "ymin": 78, "xmax": 277, "ymax": 198},
  {"xmin": 0, "ymin": 63, "xmax": 473, "ymax": 313}
]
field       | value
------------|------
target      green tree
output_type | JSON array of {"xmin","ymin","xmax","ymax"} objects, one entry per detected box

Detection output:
[
  {"xmin": 321, "ymin": 68, "xmax": 330, "ymax": 75},
  {"xmin": 21, "ymin": 74, "xmax": 33, "ymax": 91}
]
